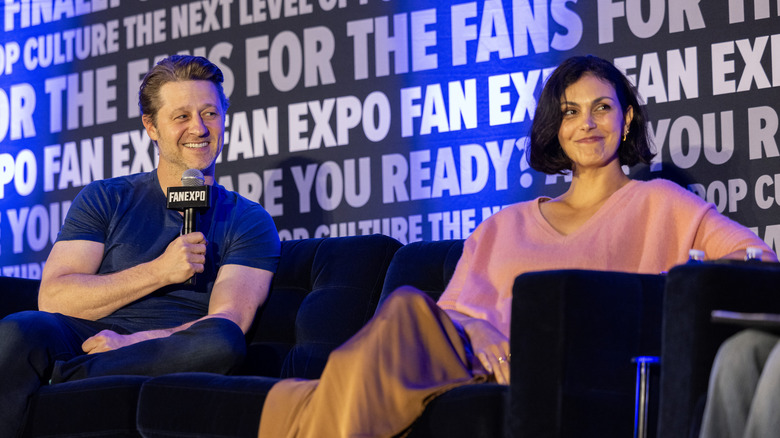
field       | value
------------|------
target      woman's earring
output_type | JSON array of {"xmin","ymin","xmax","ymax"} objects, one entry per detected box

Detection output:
[{"xmin": 623, "ymin": 129, "xmax": 628, "ymax": 142}]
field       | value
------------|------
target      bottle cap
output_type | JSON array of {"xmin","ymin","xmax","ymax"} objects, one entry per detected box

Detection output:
[
  {"xmin": 688, "ymin": 249, "xmax": 705, "ymax": 261},
  {"xmin": 746, "ymin": 247, "xmax": 763, "ymax": 261}
]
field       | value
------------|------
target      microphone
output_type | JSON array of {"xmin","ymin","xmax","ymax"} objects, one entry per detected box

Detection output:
[{"xmin": 167, "ymin": 169, "xmax": 211, "ymax": 285}]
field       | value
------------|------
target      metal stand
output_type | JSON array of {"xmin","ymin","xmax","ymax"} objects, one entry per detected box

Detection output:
[{"xmin": 632, "ymin": 356, "xmax": 660, "ymax": 438}]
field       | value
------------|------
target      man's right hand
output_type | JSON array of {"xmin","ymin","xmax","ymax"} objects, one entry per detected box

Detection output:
[{"xmin": 152, "ymin": 232, "xmax": 208, "ymax": 284}]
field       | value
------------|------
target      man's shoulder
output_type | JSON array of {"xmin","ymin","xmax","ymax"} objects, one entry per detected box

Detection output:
[
  {"xmin": 86, "ymin": 172, "xmax": 155, "ymax": 194},
  {"xmin": 73, "ymin": 172, "xmax": 160, "ymax": 213},
  {"xmin": 210, "ymin": 185, "xmax": 275, "ymax": 239},
  {"xmin": 209, "ymin": 184, "xmax": 280, "ymax": 260},
  {"xmin": 213, "ymin": 184, "xmax": 267, "ymax": 213}
]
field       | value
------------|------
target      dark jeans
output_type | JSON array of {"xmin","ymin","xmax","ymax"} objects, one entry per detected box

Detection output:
[{"xmin": 0, "ymin": 311, "xmax": 245, "ymax": 438}]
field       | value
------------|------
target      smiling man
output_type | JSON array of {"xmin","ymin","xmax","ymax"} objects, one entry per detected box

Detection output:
[{"xmin": 0, "ymin": 55, "xmax": 281, "ymax": 438}]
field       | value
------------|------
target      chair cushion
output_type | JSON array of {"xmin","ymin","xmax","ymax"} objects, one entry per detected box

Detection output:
[
  {"xmin": 136, "ymin": 372, "xmax": 277, "ymax": 438},
  {"xmin": 407, "ymin": 383, "xmax": 507, "ymax": 438},
  {"xmin": 23, "ymin": 375, "xmax": 149, "ymax": 438}
]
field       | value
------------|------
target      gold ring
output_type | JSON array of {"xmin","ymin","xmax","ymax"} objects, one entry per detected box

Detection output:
[{"xmin": 498, "ymin": 356, "xmax": 506, "ymax": 363}]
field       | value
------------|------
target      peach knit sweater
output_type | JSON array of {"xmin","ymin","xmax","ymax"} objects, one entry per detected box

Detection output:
[{"xmin": 437, "ymin": 179, "xmax": 773, "ymax": 338}]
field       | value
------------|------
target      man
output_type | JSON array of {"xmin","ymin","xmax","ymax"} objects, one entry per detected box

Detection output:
[
  {"xmin": 0, "ymin": 55, "xmax": 280, "ymax": 437},
  {"xmin": 700, "ymin": 329, "xmax": 780, "ymax": 438}
]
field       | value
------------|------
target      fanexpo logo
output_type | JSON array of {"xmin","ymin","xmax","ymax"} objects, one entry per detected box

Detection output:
[
  {"xmin": 166, "ymin": 186, "xmax": 211, "ymax": 210},
  {"xmin": 168, "ymin": 190, "xmax": 207, "ymax": 203}
]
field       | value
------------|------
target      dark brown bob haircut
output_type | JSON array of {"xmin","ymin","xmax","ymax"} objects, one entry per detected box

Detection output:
[
  {"xmin": 528, "ymin": 55, "xmax": 655, "ymax": 175},
  {"xmin": 138, "ymin": 55, "xmax": 230, "ymax": 125}
]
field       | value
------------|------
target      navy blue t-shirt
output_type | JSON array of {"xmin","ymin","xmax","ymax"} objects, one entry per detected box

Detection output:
[{"xmin": 57, "ymin": 171, "xmax": 281, "ymax": 332}]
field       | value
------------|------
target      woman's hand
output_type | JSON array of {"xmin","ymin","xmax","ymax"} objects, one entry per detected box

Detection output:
[
  {"xmin": 464, "ymin": 318, "xmax": 511, "ymax": 384},
  {"xmin": 445, "ymin": 310, "xmax": 511, "ymax": 384}
]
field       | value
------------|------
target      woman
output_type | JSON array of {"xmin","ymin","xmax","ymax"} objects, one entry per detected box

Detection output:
[{"xmin": 258, "ymin": 55, "xmax": 775, "ymax": 438}]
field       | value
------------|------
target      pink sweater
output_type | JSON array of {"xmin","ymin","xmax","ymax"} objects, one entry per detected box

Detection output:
[{"xmin": 437, "ymin": 179, "xmax": 774, "ymax": 338}]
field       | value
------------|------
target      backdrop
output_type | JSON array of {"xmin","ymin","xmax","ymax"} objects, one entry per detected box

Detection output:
[{"xmin": 1, "ymin": 0, "xmax": 779, "ymax": 278}]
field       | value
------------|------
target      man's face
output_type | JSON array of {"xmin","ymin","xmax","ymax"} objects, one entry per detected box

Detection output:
[{"xmin": 143, "ymin": 80, "xmax": 225, "ymax": 178}]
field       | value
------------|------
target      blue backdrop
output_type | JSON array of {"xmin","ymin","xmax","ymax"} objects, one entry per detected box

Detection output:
[{"xmin": 1, "ymin": 0, "xmax": 779, "ymax": 278}]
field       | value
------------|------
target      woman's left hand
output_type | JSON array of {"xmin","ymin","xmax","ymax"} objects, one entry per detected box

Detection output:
[{"xmin": 451, "ymin": 314, "xmax": 511, "ymax": 384}]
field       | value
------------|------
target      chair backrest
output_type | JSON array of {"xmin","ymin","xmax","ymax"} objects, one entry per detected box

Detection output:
[
  {"xmin": 0, "ymin": 276, "xmax": 40, "ymax": 318},
  {"xmin": 377, "ymin": 239, "xmax": 464, "ymax": 312},
  {"xmin": 242, "ymin": 234, "xmax": 403, "ymax": 379}
]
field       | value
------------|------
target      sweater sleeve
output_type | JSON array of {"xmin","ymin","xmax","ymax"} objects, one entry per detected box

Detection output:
[
  {"xmin": 693, "ymin": 208, "xmax": 775, "ymax": 260},
  {"xmin": 436, "ymin": 234, "xmax": 476, "ymax": 313},
  {"xmin": 435, "ymin": 205, "xmax": 519, "ymax": 337}
]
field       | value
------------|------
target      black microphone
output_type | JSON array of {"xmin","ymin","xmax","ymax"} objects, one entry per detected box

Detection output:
[{"xmin": 167, "ymin": 169, "xmax": 211, "ymax": 285}]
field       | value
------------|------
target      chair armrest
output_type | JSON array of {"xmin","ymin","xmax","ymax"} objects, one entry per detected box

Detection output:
[
  {"xmin": 0, "ymin": 276, "xmax": 40, "ymax": 319},
  {"xmin": 507, "ymin": 269, "xmax": 664, "ymax": 438},
  {"xmin": 658, "ymin": 261, "xmax": 780, "ymax": 438}
]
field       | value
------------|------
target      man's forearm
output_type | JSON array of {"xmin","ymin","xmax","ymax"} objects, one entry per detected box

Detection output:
[
  {"xmin": 39, "ymin": 259, "xmax": 170, "ymax": 320},
  {"xmin": 40, "ymin": 234, "xmax": 207, "ymax": 320},
  {"xmin": 82, "ymin": 317, "xmax": 201, "ymax": 354}
]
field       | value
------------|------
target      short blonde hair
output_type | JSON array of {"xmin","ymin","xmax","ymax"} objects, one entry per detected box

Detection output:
[{"xmin": 138, "ymin": 55, "xmax": 230, "ymax": 125}]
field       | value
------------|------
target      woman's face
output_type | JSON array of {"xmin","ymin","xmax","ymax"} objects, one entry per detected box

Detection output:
[{"xmin": 557, "ymin": 74, "xmax": 633, "ymax": 172}]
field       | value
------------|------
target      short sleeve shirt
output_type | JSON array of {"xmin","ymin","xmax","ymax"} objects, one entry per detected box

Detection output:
[{"xmin": 57, "ymin": 171, "xmax": 281, "ymax": 332}]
